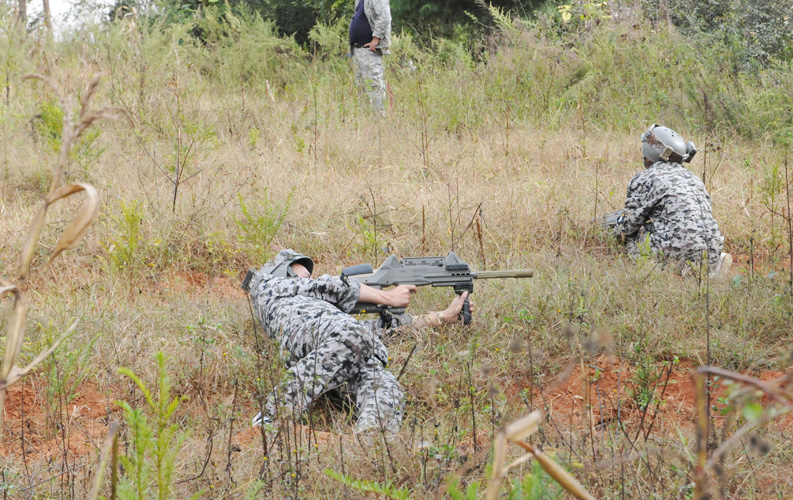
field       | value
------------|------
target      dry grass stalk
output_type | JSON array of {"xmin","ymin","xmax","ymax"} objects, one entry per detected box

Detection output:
[
  {"xmin": 0, "ymin": 75, "xmax": 115, "ymax": 434},
  {"xmin": 0, "ymin": 279, "xmax": 25, "ymax": 421},
  {"xmin": 696, "ymin": 366, "xmax": 793, "ymax": 471},
  {"xmin": 88, "ymin": 421, "xmax": 120, "ymax": 500},
  {"xmin": 486, "ymin": 410, "xmax": 595, "ymax": 500},
  {"xmin": 693, "ymin": 373, "xmax": 709, "ymax": 500},
  {"xmin": 23, "ymin": 73, "xmax": 126, "ymax": 192}
]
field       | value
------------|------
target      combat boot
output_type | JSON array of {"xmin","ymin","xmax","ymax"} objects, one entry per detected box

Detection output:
[{"xmin": 710, "ymin": 253, "xmax": 732, "ymax": 280}]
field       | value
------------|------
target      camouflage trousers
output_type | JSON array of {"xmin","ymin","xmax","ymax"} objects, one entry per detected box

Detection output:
[
  {"xmin": 352, "ymin": 47, "xmax": 386, "ymax": 112},
  {"xmin": 265, "ymin": 316, "xmax": 404, "ymax": 434}
]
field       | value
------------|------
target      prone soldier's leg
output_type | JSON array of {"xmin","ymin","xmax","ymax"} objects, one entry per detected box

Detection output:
[
  {"xmin": 266, "ymin": 319, "xmax": 380, "ymax": 420},
  {"xmin": 348, "ymin": 356, "xmax": 404, "ymax": 435}
]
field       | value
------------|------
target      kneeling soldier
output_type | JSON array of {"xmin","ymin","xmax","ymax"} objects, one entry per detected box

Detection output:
[{"xmin": 609, "ymin": 124, "xmax": 731, "ymax": 277}]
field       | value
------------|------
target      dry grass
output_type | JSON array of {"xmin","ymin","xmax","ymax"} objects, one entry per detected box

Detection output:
[{"xmin": 1, "ymin": 10, "xmax": 793, "ymax": 500}]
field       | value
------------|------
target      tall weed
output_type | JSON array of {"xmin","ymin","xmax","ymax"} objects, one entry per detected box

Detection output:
[
  {"xmin": 234, "ymin": 189, "xmax": 293, "ymax": 262},
  {"xmin": 116, "ymin": 352, "xmax": 199, "ymax": 500},
  {"xmin": 103, "ymin": 198, "xmax": 147, "ymax": 271}
]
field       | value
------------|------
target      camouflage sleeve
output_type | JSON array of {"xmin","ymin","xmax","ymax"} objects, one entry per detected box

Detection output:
[
  {"xmin": 617, "ymin": 170, "xmax": 658, "ymax": 237},
  {"xmin": 370, "ymin": 0, "xmax": 391, "ymax": 40},
  {"xmin": 265, "ymin": 275, "xmax": 362, "ymax": 312}
]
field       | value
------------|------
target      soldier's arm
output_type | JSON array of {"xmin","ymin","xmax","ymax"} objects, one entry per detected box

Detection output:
[
  {"xmin": 363, "ymin": 292, "xmax": 473, "ymax": 337},
  {"xmin": 411, "ymin": 292, "xmax": 472, "ymax": 329},
  {"xmin": 370, "ymin": 0, "xmax": 391, "ymax": 41},
  {"xmin": 280, "ymin": 275, "xmax": 363, "ymax": 312},
  {"xmin": 281, "ymin": 277, "xmax": 415, "ymax": 313},
  {"xmin": 617, "ymin": 172, "xmax": 657, "ymax": 237},
  {"xmin": 359, "ymin": 284, "xmax": 416, "ymax": 308}
]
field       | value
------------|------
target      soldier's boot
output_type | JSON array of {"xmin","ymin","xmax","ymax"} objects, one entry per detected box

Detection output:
[
  {"xmin": 710, "ymin": 252, "xmax": 732, "ymax": 280},
  {"xmin": 252, "ymin": 412, "xmax": 277, "ymax": 432}
]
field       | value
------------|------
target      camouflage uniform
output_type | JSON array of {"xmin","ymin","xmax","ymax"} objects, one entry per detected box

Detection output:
[
  {"xmin": 614, "ymin": 161, "xmax": 724, "ymax": 272},
  {"xmin": 249, "ymin": 250, "xmax": 408, "ymax": 434},
  {"xmin": 353, "ymin": 47, "xmax": 386, "ymax": 111}
]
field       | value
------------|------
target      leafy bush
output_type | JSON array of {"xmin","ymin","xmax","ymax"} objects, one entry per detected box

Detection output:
[
  {"xmin": 234, "ymin": 190, "xmax": 293, "ymax": 262},
  {"xmin": 644, "ymin": 0, "xmax": 793, "ymax": 68}
]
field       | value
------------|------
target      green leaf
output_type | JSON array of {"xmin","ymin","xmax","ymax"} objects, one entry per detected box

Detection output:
[{"xmin": 742, "ymin": 402, "xmax": 763, "ymax": 421}]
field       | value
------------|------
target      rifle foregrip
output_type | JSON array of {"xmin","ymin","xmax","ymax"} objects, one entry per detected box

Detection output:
[{"xmin": 460, "ymin": 298, "xmax": 472, "ymax": 325}]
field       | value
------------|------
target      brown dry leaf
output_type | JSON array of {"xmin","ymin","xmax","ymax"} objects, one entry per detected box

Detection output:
[
  {"xmin": 0, "ymin": 290, "xmax": 26, "ymax": 381},
  {"xmin": 504, "ymin": 410, "xmax": 542, "ymax": 442},
  {"xmin": 3, "ymin": 319, "xmax": 79, "ymax": 389},
  {"xmin": 88, "ymin": 421, "xmax": 120, "ymax": 500},
  {"xmin": 44, "ymin": 183, "xmax": 100, "ymax": 267},
  {"xmin": 18, "ymin": 205, "xmax": 48, "ymax": 280},
  {"xmin": 502, "ymin": 451, "xmax": 536, "ymax": 474},
  {"xmin": 486, "ymin": 431, "xmax": 508, "ymax": 500},
  {"xmin": 533, "ymin": 450, "xmax": 595, "ymax": 500}
]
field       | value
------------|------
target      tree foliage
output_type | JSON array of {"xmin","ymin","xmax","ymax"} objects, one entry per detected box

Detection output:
[
  {"xmin": 642, "ymin": 0, "xmax": 793, "ymax": 67},
  {"xmin": 102, "ymin": 0, "xmax": 793, "ymax": 69}
]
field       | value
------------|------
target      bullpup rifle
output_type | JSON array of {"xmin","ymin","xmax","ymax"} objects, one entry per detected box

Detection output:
[
  {"xmin": 599, "ymin": 210, "xmax": 623, "ymax": 229},
  {"xmin": 342, "ymin": 252, "xmax": 533, "ymax": 325}
]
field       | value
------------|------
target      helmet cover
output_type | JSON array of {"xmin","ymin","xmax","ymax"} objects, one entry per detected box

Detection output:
[
  {"xmin": 258, "ymin": 249, "xmax": 314, "ymax": 278},
  {"xmin": 641, "ymin": 124, "xmax": 691, "ymax": 163}
]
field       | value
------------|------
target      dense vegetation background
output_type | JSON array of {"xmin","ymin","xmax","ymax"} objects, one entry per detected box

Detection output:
[{"xmin": 2, "ymin": 0, "xmax": 793, "ymax": 498}]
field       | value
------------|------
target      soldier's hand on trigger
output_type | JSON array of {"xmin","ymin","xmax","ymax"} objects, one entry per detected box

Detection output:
[
  {"xmin": 439, "ymin": 291, "xmax": 474, "ymax": 324},
  {"xmin": 384, "ymin": 285, "xmax": 417, "ymax": 307}
]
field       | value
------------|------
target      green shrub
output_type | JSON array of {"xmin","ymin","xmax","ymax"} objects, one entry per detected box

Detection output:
[
  {"xmin": 116, "ymin": 352, "xmax": 200, "ymax": 500},
  {"xmin": 103, "ymin": 198, "xmax": 146, "ymax": 272},
  {"xmin": 234, "ymin": 190, "xmax": 293, "ymax": 262}
]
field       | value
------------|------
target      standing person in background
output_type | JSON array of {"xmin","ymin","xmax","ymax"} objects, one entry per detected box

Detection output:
[{"xmin": 349, "ymin": 0, "xmax": 391, "ymax": 113}]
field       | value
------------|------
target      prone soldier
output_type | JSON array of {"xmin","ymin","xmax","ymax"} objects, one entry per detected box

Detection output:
[{"xmin": 243, "ymin": 249, "xmax": 473, "ymax": 435}]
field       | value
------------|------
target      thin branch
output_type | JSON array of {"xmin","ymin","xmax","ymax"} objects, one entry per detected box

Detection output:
[{"xmin": 697, "ymin": 367, "xmax": 793, "ymax": 408}]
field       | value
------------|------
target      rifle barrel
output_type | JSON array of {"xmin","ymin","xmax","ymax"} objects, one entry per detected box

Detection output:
[{"xmin": 472, "ymin": 269, "xmax": 534, "ymax": 279}]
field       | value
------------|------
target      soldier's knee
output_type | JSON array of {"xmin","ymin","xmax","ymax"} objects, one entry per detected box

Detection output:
[{"xmin": 340, "ymin": 323, "xmax": 376, "ymax": 360}]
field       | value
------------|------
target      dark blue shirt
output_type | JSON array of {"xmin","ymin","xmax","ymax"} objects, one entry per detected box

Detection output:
[{"xmin": 349, "ymin": 0, "xmax": 373, "ymax": 46}]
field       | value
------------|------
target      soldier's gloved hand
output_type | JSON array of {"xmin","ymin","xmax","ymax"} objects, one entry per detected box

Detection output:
[
  {"xmin": 440, "ymin": 291, "xmax": 474, "ymax": 324},
  {"xmin": 384, "ymin": 285, "xmax": 417, "ymax": 307}
]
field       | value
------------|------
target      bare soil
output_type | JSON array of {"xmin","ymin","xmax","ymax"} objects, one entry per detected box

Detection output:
[{"xmin": 4, "ymin": 356, "xmax": 789, "ymax": 465}]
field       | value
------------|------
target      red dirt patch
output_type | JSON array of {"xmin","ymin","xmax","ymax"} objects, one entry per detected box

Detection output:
[
  {"xmin": 1, "ymin": 377, "xmax": 116, "ymax": 464},
  {"xmin": 514, "ymin": 356, "xmax": 793, "ymax": 436},
  {"xmin": 154, "ymin": 270, "xmax": 246, "ymax": 300}
]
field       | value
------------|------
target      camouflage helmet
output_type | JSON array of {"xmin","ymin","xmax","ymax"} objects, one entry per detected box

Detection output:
[
  {"xmin": 258, "ymin": 249, "xmax": 314, "ymax": 278},
  {"xmin": 641, "ymin": 124, "xmax": 697, "ymax": 164}
]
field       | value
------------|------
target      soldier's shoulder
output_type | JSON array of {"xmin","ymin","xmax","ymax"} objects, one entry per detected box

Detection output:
[
  {"xmin": 648, "ymin": 162, "xmax": 695, "ymax": 184},
  {"xmin": 628, "ymin": 167, "xmax": 658, "ymax": 188},
  {"xmin": 663, "ymin": 163, "xmax": 704, "ymax": 188}
]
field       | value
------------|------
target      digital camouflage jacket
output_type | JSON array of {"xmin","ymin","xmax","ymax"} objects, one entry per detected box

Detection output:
[
  {"xmin": 354, "ymin": 0, "xmax": 391, "ymax": 53},
  {"xmin": 249, "ymin": 249, "xmax": 408, "ymax": 433},
  {"xmin": 615, "ymin": 161, "xmax": 724, "ymax": 271}
]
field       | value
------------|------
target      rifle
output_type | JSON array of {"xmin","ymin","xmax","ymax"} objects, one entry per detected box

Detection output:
[
  {"xmin": 599, "ymin": 209, "xmax": 654, "ymax": 237},
  {"xmin": 341, "ymin": 252, "xmax": 534, "ymax": 325},
  {"xmin": 599, "ymin": 209, "xmax": 624, "ymax": 229}
]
